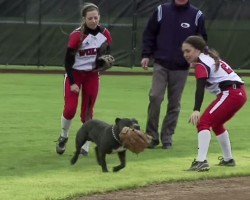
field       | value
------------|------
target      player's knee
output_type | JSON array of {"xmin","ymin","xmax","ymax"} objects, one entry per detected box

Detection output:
[
  {"xmin": 197, "ymin": 123, "xmax": 210, "ymax": 132},
  {"xmin": 63, "ymin": 109, "xmax": 76, "ymax": 120},
  {"xmin": 212, "ymin": 126, "xmax": 225, "ymax": 136}
]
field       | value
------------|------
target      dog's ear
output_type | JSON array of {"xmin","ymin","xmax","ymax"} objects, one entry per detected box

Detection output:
[
  {"xmin": 133, "ymin": 124, "xmax": 140, "ymax": 130},
  {"xmin": 131, "ymin": 118, "xmax": 139, "ymax": 124},
  {"xmin": 115, "ymin": 118, "xmax": 121, "ymax": 125}
]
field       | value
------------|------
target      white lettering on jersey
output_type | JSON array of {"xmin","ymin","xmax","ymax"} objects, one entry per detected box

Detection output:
[{"xmin": 73, "ymin": 33, "xmax": 107, "ymax": 71}]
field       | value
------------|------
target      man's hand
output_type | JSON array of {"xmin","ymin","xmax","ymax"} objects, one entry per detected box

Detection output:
[
  {"xmin": 189, "ymin": 110, "xmax": 200, "ymax": 126},
  {"xmin": 141, "ymin": 58, "xmax": 149, "ymax": 70}
]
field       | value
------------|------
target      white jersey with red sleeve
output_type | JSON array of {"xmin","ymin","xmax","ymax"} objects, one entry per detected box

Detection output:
[
  {"xmin": 194, "ymin": 53, "xmax": 244, "ymax": 95},
  {"xmin": 67, "ymin": 26, "xmax": 112, "ymax": 71}
]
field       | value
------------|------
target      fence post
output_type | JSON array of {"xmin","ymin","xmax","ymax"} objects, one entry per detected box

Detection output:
[{"xmin": 131, "ymin": 0, "xmax": 138, "ymax": 67}]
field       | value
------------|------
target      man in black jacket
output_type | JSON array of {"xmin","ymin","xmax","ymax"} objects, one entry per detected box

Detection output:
[{"xmin": 141, "ymin": 0, "xmax": 207, "ymax": 149}]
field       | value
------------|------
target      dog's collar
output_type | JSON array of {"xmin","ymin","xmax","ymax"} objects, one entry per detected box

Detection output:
[{"xmin": 112, "ymin": 125, "xmax": 121, "ymax": 144}]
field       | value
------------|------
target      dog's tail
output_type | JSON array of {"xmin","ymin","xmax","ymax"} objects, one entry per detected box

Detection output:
[{"xmin": 70, "ymin": 150, "xmax": 80, "ymax": 165}]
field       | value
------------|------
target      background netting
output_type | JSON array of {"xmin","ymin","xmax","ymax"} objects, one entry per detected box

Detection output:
[{"xmin": 1, "ymin": 0, "xmax": 249, "ymax": 69}]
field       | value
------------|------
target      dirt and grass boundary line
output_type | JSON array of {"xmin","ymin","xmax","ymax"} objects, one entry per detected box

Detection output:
[{"xmin": 0, "ymin": 66, "xmax": 250, "ymax": 76}]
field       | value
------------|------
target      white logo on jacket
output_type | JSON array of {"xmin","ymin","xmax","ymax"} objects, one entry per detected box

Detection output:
[{"xmin": 181, "ymin": 23, "xmax": 190, "ymax": 28}]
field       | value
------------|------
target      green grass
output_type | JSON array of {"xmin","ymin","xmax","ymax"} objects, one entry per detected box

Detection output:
[{"xmin": 0, "ymin": 72, "xmax": 249, "ymax": 200}]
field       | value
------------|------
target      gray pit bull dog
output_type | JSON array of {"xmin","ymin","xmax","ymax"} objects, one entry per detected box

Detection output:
[{"xmin": 70, "ymin": 118, "xmax": 140, "ymax": 172}]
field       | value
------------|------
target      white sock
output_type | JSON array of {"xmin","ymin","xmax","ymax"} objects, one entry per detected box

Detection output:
[
  {"xmin": 216, "ymin": 130, "xmax": 233, "ymax": 161},
  {"xmin": 81, "ymin": 141, "xmax": 90, "ymax": 152},
  {"xmin": 60, "ymin": 115, "xmax": 72, "ymax": 138},
  {"xmin": 197, "ymin": 130, "xmax": 211, "ymax": 162}
]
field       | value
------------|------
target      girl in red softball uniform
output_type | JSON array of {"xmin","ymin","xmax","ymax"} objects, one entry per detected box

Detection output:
[
  {"xmin": 56, "ymin": 3, "xmax": 112, "ymax": 155},
  {"xmin": 182, "ymin": 36, "xmax": 247, "ymax": 172}
]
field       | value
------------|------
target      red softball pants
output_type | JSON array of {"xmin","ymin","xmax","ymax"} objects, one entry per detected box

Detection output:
[
  {"xmin": 197, "ymin": 85, "xmax": 247, "ymax": 135},
  {"xmin": 62, "ymin": 70, "xmax": 99, "ymax": 123}
]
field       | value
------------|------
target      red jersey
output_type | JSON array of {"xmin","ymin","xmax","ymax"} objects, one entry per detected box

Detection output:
[{"xmin": 68, "ymin": 25, "xmax": 112, "ymax": 71}]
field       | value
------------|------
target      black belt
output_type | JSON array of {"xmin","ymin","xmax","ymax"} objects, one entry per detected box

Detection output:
[{"xmin": 219, "ymin": 81, "xmax": 243, "ymax": 91}]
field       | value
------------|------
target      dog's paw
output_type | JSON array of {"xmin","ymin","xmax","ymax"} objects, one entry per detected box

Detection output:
[{"xmin": 113, "ymin": 165, "xmax": 124, "ymax": 172}]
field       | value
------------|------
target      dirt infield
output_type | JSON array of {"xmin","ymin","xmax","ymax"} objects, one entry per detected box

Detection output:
[{"xmin": 79, "ymin": 176, "xmax": 250, "ymax": 200}]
